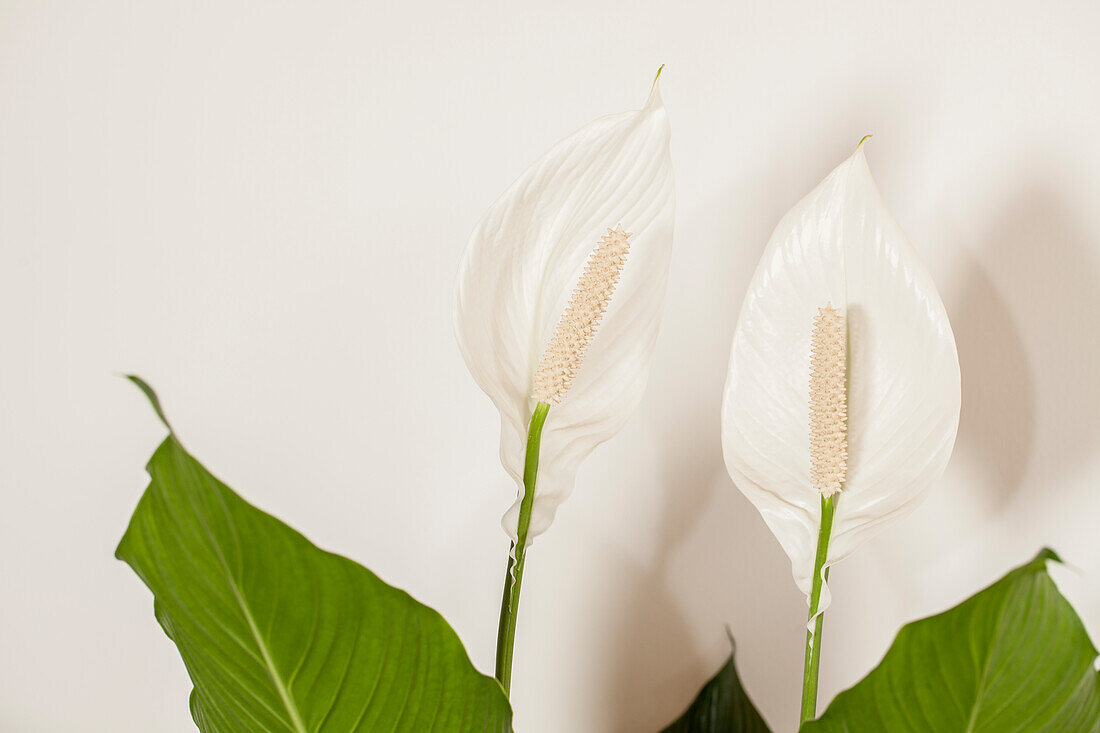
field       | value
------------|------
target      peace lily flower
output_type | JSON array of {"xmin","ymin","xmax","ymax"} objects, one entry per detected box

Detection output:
[
  {"xmin": 454, "ymin": 71, "xmax": 674, "ymax": 692},
  {"xmin": 720, "ymin": 141, "xmax": 960, "ymax": 720}
]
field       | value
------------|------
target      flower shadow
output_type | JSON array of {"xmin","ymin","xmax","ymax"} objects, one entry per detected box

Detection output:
[
  {"xmin": 599, "ymin": 398, "xmax": 801, "ymax": 733},
  {"xmin": 949, "ymin": 185, "xmax": 1100, "ymax": 508}
]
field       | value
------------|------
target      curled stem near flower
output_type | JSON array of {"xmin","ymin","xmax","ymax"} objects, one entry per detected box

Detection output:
[
  {"xmin": 494, "ymin": 227, "xmax": 633, "ymax": 693},
  {"xmin": 457, "ymin": 70, "xmax": 672, "ymax": 695},
  {"xmin": 494, "ymin": 402, "xmax": 548, "ymax": 695}
]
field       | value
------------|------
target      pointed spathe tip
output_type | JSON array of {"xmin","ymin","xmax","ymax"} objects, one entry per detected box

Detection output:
[
  {"xmin": 645, "ymin": 65, "xmax": 666, "ymax": 109},
  {"xmin": 843, "ymin": 134, "xmax": 873, "ymax": 173}
]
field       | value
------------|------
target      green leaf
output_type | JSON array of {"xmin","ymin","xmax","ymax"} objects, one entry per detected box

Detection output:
[
  {"xmin": 802, "ymin": 549, "xmax": 1100, "ymax": 733},
  {"xmin": 116, "ymin": 377, "xmax": 512, "ymax": 733},
  {"xmin": 659, "ymin": 634, "xmax": 772, "ymax": 732}
]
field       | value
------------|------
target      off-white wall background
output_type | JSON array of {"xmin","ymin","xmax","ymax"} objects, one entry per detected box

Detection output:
[{"xmin": 3, "ymin": 1, "xmax": 1099, "ymax": 731}]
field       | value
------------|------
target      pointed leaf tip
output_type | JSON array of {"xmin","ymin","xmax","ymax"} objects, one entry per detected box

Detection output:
[
  {"xmin": 125, "ymin": 375, "xmax": 173, "ymax": 434},
  {"xmin": 723, "ymin": 625, "xmax": 738, "ymax": 653},
  {"xmin": 856, "ymin": 134, "xmax": 872, "ymax": 149},
  {"xmin": 1035, "ymin": 547, "xmax": 1062, "ymax": 564},
  {"xmin": 659, "ymin": 632, "xmax": 772, "ymax": 733}
]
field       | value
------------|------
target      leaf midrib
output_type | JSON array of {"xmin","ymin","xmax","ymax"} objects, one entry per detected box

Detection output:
[
  {"xmin": 180, "ymin": 446, "xmax": 310, "ymax": 733},
  {"xmin": 226, "ymin": 576, "xmax": 310, "ymax": 733},
  {"xmin": 964, "ymin": 574, "xmax": 1024, "ymax": 732}
]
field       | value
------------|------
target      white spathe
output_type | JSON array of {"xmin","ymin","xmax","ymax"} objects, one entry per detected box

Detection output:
[
  {"xmin": 721, "ymin": 144, "xmax": 961, "ymax": 612},
  {"xmin": 455, "ymin": 80, "xmax": 675, "ymax": 545}
]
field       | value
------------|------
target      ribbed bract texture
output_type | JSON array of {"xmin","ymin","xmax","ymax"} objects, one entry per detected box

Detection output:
[
  {"xmin": 532, "ymin": 226, "xmax": 632, "ymax": 404},
  {"xmin": 809, "ymin": 303, "xmax": 848, "ymax": 496}
]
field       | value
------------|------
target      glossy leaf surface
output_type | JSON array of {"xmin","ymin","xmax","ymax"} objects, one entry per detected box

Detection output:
[
  {"xmin": 802, "ymin": 550, "xmax": 1100, "ymax": 733},
  {"xmin": 659, "ymin": 638, "xmax": 772, "ymax": 733},
  {"xmin": 117, "ymin": 378, "xmax": 512, "ymax": 733}
]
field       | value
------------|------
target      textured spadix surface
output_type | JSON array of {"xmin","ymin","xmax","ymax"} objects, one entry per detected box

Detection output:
[
  {"xmin": 455, "ymin": 81, "xmax": 675, "ymax": 544},
  {"xmin": 721, "ymin": 146, "xmax": 961, "ymax": 609}
]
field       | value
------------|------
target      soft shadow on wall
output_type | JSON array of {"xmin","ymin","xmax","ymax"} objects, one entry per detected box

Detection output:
[
  {"xmin": 945, "ymin": 181, "xmax": 1100, "ymax": 560},
  {"xmin": 849, "ymin": 169, "xmax": 1100, "ymax": 647},
  {"xmin": 952, "ymin": 184, "xmax": 1100, "ymax": 496}
]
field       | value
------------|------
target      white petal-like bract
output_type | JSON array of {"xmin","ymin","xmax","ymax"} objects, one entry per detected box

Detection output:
[
  {"xmin": 721, "ymin": 145, "xmax": 961, "ymax": 611},
  {"xmin": 455, "ymin": 81, "xmax": 675, "ymax": 545}
]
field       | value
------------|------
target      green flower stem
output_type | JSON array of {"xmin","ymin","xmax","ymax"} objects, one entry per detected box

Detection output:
[
  {"xmin": 494, "ymin": 401, "xmax": 550, "ymax": 695},
  {"xmin": 800, "ymin": 493, "xmax": 836, "ymax": 725}
]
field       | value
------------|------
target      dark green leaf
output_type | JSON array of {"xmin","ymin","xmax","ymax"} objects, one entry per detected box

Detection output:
[
  {"xmin": 660, "ymin": 634, "xmax": 772, "ymax": 732},
  {"xmin": 117, "ymin": 377, "xmax": 512, "ymax": 732},
  {"xmin": 802, "ymin": 549, "xmax": 1100, "ymax": 733}
]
